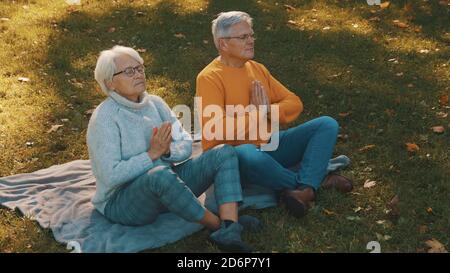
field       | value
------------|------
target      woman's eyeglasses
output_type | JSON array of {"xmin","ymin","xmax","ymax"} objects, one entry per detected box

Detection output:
[{"xmin": 113, "ymin": 65, "xmax": 145, "ymax": 77}]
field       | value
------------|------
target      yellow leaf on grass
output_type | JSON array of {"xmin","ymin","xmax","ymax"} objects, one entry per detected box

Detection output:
[
  {"xmin": 405, "ymin": 143, "xmax": 419, "ymax": 152},
  {"xmin": 323, "ymin": 209, "xmax": 335, "ymax": 216},
  {"xmin": 18, "ymin": 77, "xmax": 30, "ymax": 82},
  {"xmin": 380, "ymin": 2, "xmax": 390, "ymax": 9},
  {"xmin": 338, "ymin": 112, "xmax": 351, "ymax": 117},
  {"xmin": 425, "ymin": 239, "xmax": 448, "ymax": 253},
  {"xmin": 364, "ymin": 179, "xmax": 377, "ymax": 188},
  {"xmin": 426, "ymin": 207, "xmax": 433, "ymax": 214},
  {"xmin": 359, "ymin": 144, "xmax": 376, "ymax": 152},
  {"xmin": 393, "ymin": 20, "xmax": 408, "ymax": 28},
  {"xmin": 47, "ymin": 124, "xmax": 63, "ymax": 133}
]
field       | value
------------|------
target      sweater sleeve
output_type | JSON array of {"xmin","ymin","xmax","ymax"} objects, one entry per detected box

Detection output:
[
  {"xmin": 151, "ymin": 95, "xmax": 193, "ymax": 163},
  {"xmin": 262, "ymin": 65, "xmax": 303, "ymax": 124},
  {"xmin": 87, "ymin": 110, "xmax": 154, "ymax": 188}
]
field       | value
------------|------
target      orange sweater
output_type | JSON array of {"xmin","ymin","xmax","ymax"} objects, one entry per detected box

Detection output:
[{"xmin": 196, "ymin": 58, "xmax": 303, "ymax": 151}]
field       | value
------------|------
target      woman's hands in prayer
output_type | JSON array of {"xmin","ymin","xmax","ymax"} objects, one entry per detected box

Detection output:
[{"xmin": 148, "ymin": 122, "xmax": 172, "ymax": 161}]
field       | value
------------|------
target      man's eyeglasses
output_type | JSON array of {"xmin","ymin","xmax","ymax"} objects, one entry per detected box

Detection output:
[
  {"xmin": 221, "ymin": 33, "xmax": 256, "ymax": 42},
  {"xmin": 113, "ymin": 65, "xmax": 145, "ymax": 77}
]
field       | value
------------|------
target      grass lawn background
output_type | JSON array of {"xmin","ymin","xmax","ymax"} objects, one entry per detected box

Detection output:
[{"xmin": 0, "ymin": 0, "xmax": 448, "ymax": 252}]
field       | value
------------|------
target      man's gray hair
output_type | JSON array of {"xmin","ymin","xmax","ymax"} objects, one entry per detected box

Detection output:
[
  {"xmin": 94, "ymin": 45, "xmax": 144, "ymax": 95},
  {"xmin": 211, "ymin": 11, "xmax": 253, "ymax": 50}
]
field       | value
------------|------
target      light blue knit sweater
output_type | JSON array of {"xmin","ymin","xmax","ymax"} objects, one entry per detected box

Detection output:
[{"xmin": 86, "ymin": 91, "xmax": 193, "ymax": 215}]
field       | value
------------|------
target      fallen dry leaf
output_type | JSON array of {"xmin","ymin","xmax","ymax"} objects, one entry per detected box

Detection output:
[
  {"xmin": 426, "ymin": 207, "xmax": 433, "ymax": 214},
  {"xmin": 425, "ymin": 239, "xmax": 448, "ymax": 253},
  {"xmin": 418, "ymin": 225, "xmax": 428, "ymax": 234},
  {"xmin": 439, "ymin": 94, "xmax": 448, "ymax": 106},
  {"xmin": 364, "ymin": 179, "xmax": 377, "ymax": 188},
  {"xmin": 406, "ymin": 142, "xmax": 419, "ymax": 152},
  {"xmin": 359, "ymin": 144, "xmax": 376, "ymax": 152},
  {"xmin": 283, "ymin": 4, "xmax": 296, "ymax": 11},
  {"xmin": 18, "ymin": 77, "xmax": 30, "ymax": 82},
  {"xmin": 436, "ymin": 112, "xmax": 448, "ymax": 118},
  {"xmin": 438, "ymin": 1, "xmax": 449, "ymax": 7},
  {"xmin": 376, "ymin": 233, "xmax": 392, "ymax": 241},
  {"xmin": 47, "ymin": 124, "xmax": 63, "ymax": 133},
  {"xmin": 107, "ymin": 27, "xmax": 116, "ymax": 33},
  {"xmin": 431, "ymin": 126, "xmax": 445, "ymax": 134},
  {"xmin": 393, "ymin": 20, "xmax": 408, "ymax": 28},
  {"xmin": 287, "ymin": 20, "xmax": 298, "ymax": 26},
  {"xmin": 385, "ymin": 108, "xmax": 396, "ymax": 116},
  {"xmin": 69, "ymin": 78, "xmax": 83, "ymax": 89},
  {"xmin": 380, "ymin": 2, "xmax": 390, "ymax": 9},
  {"xmin": 353, "ymin": 207, "xmax": 363, "ymax": 213},
  {"xmin": 174, "ymin": 33, "xmax": 185, "ymax": 39},
  {"xmin": 1, "ymin": 18, "xmax": 10, "ymax": 22},
  {"xmin": 323, "ymin": 209, "xmax": 335, "ymax": 216}
]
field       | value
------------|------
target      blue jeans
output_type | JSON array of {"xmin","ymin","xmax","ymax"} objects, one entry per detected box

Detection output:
[
  {"xmin": 235, "ymin": 116, "xmax": 339, "ymax": 191},
  {"xmin": 104, "ymin": 144, "xmax": 243, "ymax": 226}
]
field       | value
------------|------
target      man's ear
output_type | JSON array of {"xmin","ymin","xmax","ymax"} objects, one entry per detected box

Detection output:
[
  {"xmin": 104, "ymin": 79, "xmax": 114, "ymax": 91},
  {"xmin": 219, "ymin": 39, "xmax": 228, "ymax": 52}
]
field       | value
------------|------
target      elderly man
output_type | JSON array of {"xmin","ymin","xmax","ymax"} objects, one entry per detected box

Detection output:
[{"xmin": 196, "ymin": 11, "xmax": 353, "ymax": 218}]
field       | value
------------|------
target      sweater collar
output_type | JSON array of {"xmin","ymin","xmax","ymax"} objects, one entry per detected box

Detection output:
[{"xmin": 109, "ymin": 91, "xmax": 149, "ymax": 109}]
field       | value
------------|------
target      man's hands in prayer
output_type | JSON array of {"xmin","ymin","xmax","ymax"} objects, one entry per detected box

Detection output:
[{"xmin": 250, "ymin": 80, "xmax": 271, "ymax": 115}]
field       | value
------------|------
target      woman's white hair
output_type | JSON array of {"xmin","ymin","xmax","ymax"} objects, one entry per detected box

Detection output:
[
  {"xmin": 211, "ymin": 11, "xmax": 253, "ymax": 50},
  {"xmin": 94, "ymin": 45, "xmax": 144, "ymax": 95}
]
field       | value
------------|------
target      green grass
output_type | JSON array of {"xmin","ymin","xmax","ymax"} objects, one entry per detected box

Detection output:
[{"xmin": 0, "ymin": 0, "xmax": 449, "ymax": 253}]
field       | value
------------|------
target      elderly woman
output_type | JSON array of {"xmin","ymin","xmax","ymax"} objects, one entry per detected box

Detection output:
[{"xmin": 87, "ymin": 46, "xmax": 260, "ymax": 252}]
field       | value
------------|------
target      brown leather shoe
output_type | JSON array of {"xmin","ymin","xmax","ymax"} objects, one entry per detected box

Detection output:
[
  {"xmin": 282, "ymin": 187, "xmax": 316, "ymax": 218},
  {"xmin": 321, "ymin": 173, "xmax": 353, "ymax": 193}
]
